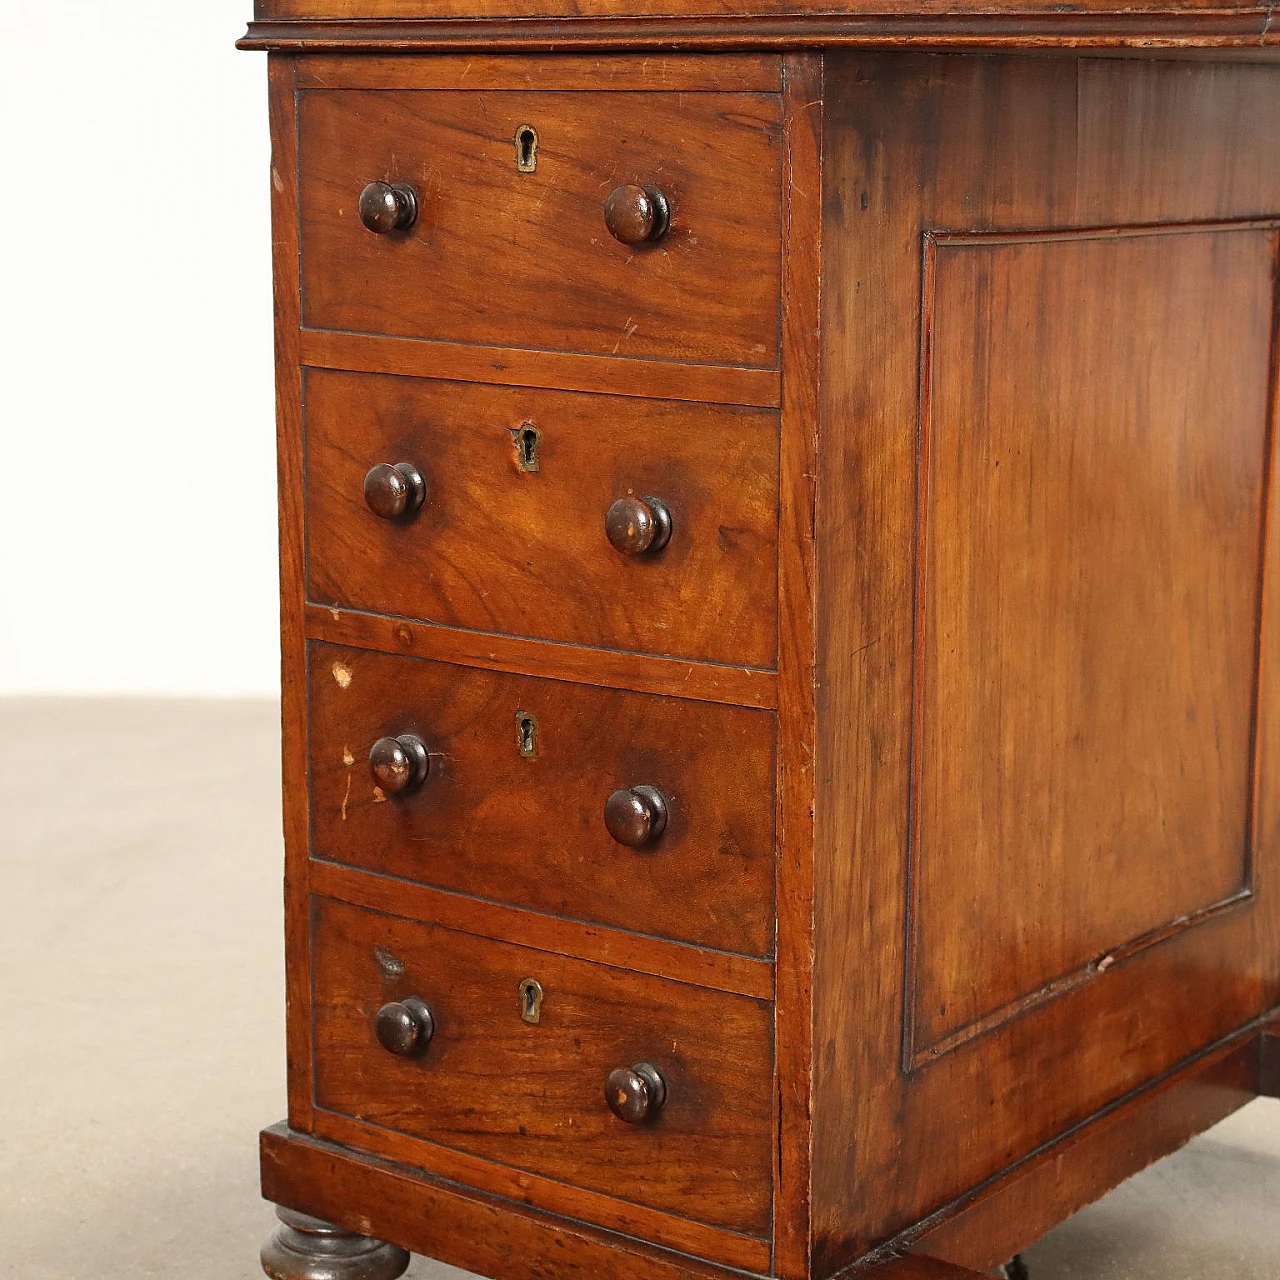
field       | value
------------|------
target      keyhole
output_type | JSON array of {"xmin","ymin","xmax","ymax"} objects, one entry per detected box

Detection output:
[
  {"xmin": 519, "ymin": 978, "xmax": 544, "ymax": 1024},
  {"xmin": 516, "ymin": 710, "xmax": 538, "ymax": 758},
  {"xmin": 515, "ymin": 423, "xmax": 540, "ymax": 473},
  {"xmin": 514, "ymin": 125, "xmax": 539, "ymax": 173}
]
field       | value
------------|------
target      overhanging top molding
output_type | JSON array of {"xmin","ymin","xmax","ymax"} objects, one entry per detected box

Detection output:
[{"xmin": 240, "ymin": 7, "xmax": 1280, "ymax": 53}]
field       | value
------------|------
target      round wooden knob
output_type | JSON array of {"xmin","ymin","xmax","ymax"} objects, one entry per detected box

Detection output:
[
  {"xmin": 375, "ymin": 998, "xmax": 435, "ymax": 1056},
  {"xmin": 605, "ymin": 496, "xmax": 672, "ymax": 556},
  {"xmin": 359, "ymin": 180, "xmax": 419, "ymax": 235},
  {"xmin": 605, "ymin": 1062, "xmax": 667, "ymax": 1123},
  {"xmin": 604, "ymin": 184, "xmax": 671, "ymax": 245},
  {"xmin": 369, "ymin": 735, "xmax": 430, "ymax": 794},
  {"xmin": 364, "ymin": 462, "xmax": 427, "ymax": 520},
  {"xmin": 604, "ymin": 785, "xmax": 668, "ymax": 848}
]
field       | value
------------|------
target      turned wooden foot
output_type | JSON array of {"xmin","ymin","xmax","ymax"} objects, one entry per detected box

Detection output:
[{"xmin": 261, "ymin": 1206, "xmax": 410, "ymax": 1280}]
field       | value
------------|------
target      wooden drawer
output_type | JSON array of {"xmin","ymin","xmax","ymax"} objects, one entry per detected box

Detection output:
[
  {"xmin": 310, "ymin": 896, "xmax": 775, "ymax": 1239},
  {"xmin": 308, "ymin": 643, "xmax": 777, "ymax": 957},
  {"xmin": 297, "ymin": 88, "xmax": 782, "ymax": 367},
  {"xmin": 304, "ymin": 369, "xmax": 779, "ymax": 669}
]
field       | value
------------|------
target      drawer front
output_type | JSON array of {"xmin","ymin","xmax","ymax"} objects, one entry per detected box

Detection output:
[
  {"xmin": 305, "ymin": 369, "xmax": 780, "ymax": 669},
  {"xmin": 311, "ymin": 897, "xmax": 775, "ymax": 1237},
  {"xmin": 298, "ymin": 89, "xmax": 782, "ymax": 367},
  {"xmin": 309, "ymin": 644, "xmax": 777, "ymax": 957}
]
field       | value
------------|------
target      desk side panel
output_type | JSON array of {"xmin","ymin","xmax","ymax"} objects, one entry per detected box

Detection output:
[{"xmin": 812, "ymin": 51, "xmax": 1280, "ymax": 1272}]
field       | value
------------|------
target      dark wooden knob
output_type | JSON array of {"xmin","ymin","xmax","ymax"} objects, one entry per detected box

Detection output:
[
  {"xmin": 605, "ymin": 496, "xmax": 672, "ymax": 556},
  {"xmin": 605, "ymin": 1062, "xmax": 667, "ymax": 1123},
  {"xmin": 359, "ymin": 180, "xmax": 419, "ymax": 235},
  {"xmin": 604, "ymin": 184, "xmax": 671, "ymax": 245},
  {"xmin": 604, "ymin": 785, "xmax": 668, "ymax": 848},
  {"xmin": 369, "ymin": 735, "xmax": 430, "ymax": 794},
  {"xmin": 375, "ymin": 998, "xmax": 435, "ymax": 1056},
  {"xmin": 364, "ymin": 462, "xmax": 426, "ymax": 520}
]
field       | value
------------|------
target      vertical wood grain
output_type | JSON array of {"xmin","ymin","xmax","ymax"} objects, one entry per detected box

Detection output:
[
  {"xmin": 775, "ymin": 49, "xmax": 823, "ymax": 1280},
  {"xmin": 811, "ymin": 52, "xmax": 1280, "ymax": 1270},
  {"xmin": 268, "ymin": 53, "xmax": 315, "ymax": 1132}
]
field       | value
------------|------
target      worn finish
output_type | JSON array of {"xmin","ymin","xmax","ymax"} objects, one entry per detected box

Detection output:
[
  {"xmin": 298, "ymin": 88, "xmax": 783, "ymax": 367},
  {"xmin": 304, "ymin": 369, "xmax": 779, "ymax": 669},
  {"xmin": 910, "ymin": 221, "xmax": 1268, "ymax": 1060},
  {"xmin": 604, "ymin": 184, "xmax": 672, "ymax": 246},
  {"xmin": 260, "ymin": 1207, "xmax": 410, "ymax": 1280},
  {"xmin": 248, "ymin": 31, "xmax": 1280, "ymax": 1280},
  {"xmin": 310, "ymin": 897, "xmax": 775, "ymax": 1238},
  {"xmin": 307, "ymin": 642, "xmax": 777, "ymax": 956},
  {"xmin": 811, "ymin": 52, "xmax": 1280, "ymax": 1271},
  {"xmin": 912, "ymin": 1035, "xmax": 1260, "ymax": 1270},
  {"xmin": 241, "ymin": 12, "xmax": 1280, "ymax": 52}
]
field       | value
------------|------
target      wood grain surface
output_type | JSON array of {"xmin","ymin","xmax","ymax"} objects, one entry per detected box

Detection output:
[
  {"xmin": 308, "ymin": 642, "xmax": 777, "ymax": 956},
  {"xmin": 304, "ymin": 369, "xmax": 779, "ymax": 668},
  {"xmin": 772, "ymin": 50, "xmax": 823, "ymax": 1280},
  {"xmin": 809, "ymin": 52, "xmax": 1280, "ymax": 1270},
  {"xmin": 909, "ymin": 221, "xmax": 1271, "ymax": 1060},
  {"xmin": 241, "ymin": 12, "xmax": 1280, "ymax": 53},
  {"xmin": 310, "ymin": 896, "xmax": 775, "ymax": 1237},
  {"xmin": 297, "ymin": 88, "xmax": 782, "ymax": 367}
]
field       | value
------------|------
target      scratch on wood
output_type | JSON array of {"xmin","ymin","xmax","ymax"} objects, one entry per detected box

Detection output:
[{"xmin": 340, "ymin": 747, "xmax": 354, "ymax": 822}]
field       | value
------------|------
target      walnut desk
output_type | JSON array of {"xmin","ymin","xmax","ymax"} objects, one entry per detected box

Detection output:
[{"xmin": 239, "ymin": 7, "xmax": 1280, "ymax": 1279}]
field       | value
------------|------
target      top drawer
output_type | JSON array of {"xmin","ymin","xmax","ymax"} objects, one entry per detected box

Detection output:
[{"xmin": 297, "ymin": 89, "xmax": 783, "ymax": 367}]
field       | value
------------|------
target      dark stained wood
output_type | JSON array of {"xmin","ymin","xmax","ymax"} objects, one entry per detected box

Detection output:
[
  {"xmin": 361, "ymin": 462, "xmax": 426, "ymax": 521},
  {"xmin": 308, "ymin": 861, "xmax": 775, "ymax": 1000},
  {"xmin": 356, "ymin": 180, "xmax": 418, "ymax": 235},
  {"xmin": 308, "ymin": 643, "xmax": 777, "ymax": 956},
  {"xmin": 604, "ymin": 184, "xmax": 671, "ymax": 246},
  {"xmin": 604, "ymin": 495, "xmax": 673, "ymax": 557},
  {"xmin": 366, "ymin": 735, "xmax": 429, "ymax": 794},
  {"xmin": 304, "ymin": 369, "xmax": 779, "ymax": 669},
  {"xmin": 603, "ymin": 785, "xmax": 670, "ymax": 848},
  {"xmin": 300, "ymin": 329, "xmax": 782, "ymax": 409},
  {"xmin": 373, "ymin": 998, "xmax": 436, "ymax": 1056},
  {"xmin": 810, "ymin": 52, "xmax": 1280, "ymax": 1271},
  {"xmin": 261, "ymin": 1124, "xmax": 768, "ymax": 1280},
  {"xmin": 241, "ymin": 13, "xmax": 1280, "ymax": 53},
  {"xmin": 310, "ymin": 897, "xmax": 775, "ymax": 1237},
  {"xmin": 605, "ymin": 1062, "xmax": 668, "ymax": 1123},
  {"xmin": 260, "ymin": 1206, "xmax": 409, "ymax": 1280},
  {"xmin": 298, "ymin": 88, "xmax": 782, "ymax": 367},
  {"xmin": 305, "ymin": 603, "xmax": 779, "ymax": 710},
  {"xmin": 909, "ymin": 1034, "xmax": 1260, "ymax": 1270}
]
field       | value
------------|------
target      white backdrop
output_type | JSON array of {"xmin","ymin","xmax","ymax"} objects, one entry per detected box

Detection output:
[{"xmin": 0, "ymin": 1, "xmax": 279, "ymax": 696}]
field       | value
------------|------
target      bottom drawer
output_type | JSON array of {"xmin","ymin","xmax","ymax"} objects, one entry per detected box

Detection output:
[{"xmin": 310, "ymin": 897, "xmax": 775, "ymax": 1239}]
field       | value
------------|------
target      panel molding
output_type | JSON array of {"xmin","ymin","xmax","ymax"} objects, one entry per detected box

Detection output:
[{"xmin": 902, "ymin": 218, "xmax": 1280, "ymax": 1069}]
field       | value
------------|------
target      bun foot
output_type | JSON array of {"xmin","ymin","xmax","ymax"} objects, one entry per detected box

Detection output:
[{"xmin": 261, "ymin": 1206, "xmax": 410, "ymax": 1280}]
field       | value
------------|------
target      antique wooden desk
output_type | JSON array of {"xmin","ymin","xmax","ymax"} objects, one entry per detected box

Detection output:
[{"xmin": 239, "ymin": 5, "xmax": 1280, "ymax": 1278}]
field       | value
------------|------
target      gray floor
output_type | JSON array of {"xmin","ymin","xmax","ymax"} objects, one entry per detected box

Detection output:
[{"xmin": 2, "ymin": 697, "xmax": 1276, "ymax": 1279}]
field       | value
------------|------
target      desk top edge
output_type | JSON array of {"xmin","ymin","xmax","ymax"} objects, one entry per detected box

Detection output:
[{"xmin": 240, "ymin": 8, "xmax": 1280, "ymax": 53}]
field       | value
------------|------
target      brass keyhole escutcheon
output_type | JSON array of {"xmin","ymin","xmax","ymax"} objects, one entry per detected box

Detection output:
[
  {"xmin": 514, "ymin": 124, "xmax": 539, "ymax": 173},
  {"xmin": 516, "ymin": 710, "xmax": 538, "ymax": 759},
  {"xmin": 514, "ymin": 423, "xmax": 541, "ymax": 474},
  {"xmin": 519, "ymin": 978, "xmax": 544, "ymax": 1024}
]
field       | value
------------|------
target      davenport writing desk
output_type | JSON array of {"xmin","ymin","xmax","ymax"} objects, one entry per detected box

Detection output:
[{"xmin": 239, "ymin": 5, "xmax": 1280, "ymax": 1278}]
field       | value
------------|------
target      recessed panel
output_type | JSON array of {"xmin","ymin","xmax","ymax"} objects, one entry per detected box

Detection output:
[{"xmin": 910, "ymin": 225, "xmax": 1274, "ymax": 1058}]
